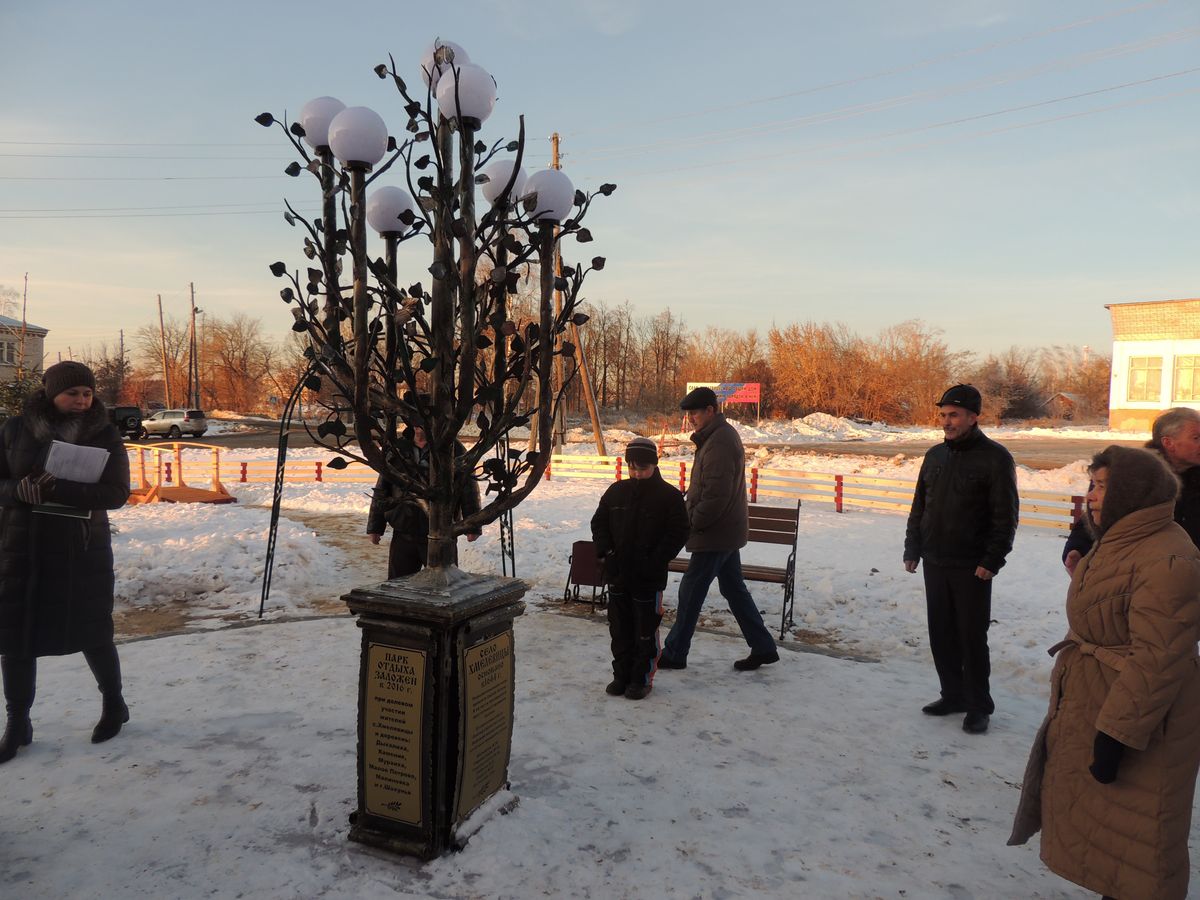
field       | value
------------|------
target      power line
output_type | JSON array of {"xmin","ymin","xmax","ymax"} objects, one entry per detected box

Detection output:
[
  {"xmin": 568, "ymin": 28, "xmax": 1200, "ymax": 164},
  {"xmin": 0, "ymin": 174, "xmax": 286, "ymax": 182},
  {"xmin": 0, "ymin": 152, "xmax": 284, "ymax": 161},
  {"xmin": 562, "ymin": 0, "xmax": 1174, "ymax": 138},
  {"xmin": 611, "ymin": 83, "xmax": 1200, "ymax": 184},
  {"xmin": 0, "ymin": 207, "xmax": 319, "ymax": 220}
]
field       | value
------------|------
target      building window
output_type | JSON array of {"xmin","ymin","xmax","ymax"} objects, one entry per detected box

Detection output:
[
  {"xmin": 1127, "ymin": 356, "xmax": 1162, "ymax": 402},
  {"xmin": 0, "ymin": 340, "xmax": 15, "ymax": 366},
  {"xmin": 1174, "ymin": 356, "xmax": 1200, "ymax": 402}
]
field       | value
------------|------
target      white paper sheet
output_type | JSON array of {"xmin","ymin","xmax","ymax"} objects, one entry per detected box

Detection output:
[{"xmin": 43, "ymin": 440, "xmax": 110, "ymax": 484}]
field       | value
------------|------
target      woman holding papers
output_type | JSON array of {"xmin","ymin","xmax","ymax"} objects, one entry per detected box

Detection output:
[{"xmin": 0, "ymin": 361, "xmax": 131, "ymax": 763}]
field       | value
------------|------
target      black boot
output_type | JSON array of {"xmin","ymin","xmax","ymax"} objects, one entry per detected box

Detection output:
[
  {"xmin": 0, "ymin": 715, "xmax": 32, "ymax": 763},
  {"xmin": 1, "ymin": 655, "xmax": 36, "ymax": 764},
  {"xmin": 91, "ymin": 694, "xmax": 129, "ymax": 744},
  {"xmin": 84, "ymin": 645, "xmax": 129, "ymax": 744}
]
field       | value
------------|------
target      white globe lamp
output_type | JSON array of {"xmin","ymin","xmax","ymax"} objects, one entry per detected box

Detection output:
[
  {"xmin": 298, "ymin": 96, "xmax": 346, "ymax": 150},
  {"xmin": 420, "ymin": 40, "xmax": 470, "ymax": 89},
  {"xmin": 524, "ymin": 168, "xmax": 575, "ymax": 222},
  {"xmin": 367, "ymin": 186, "xmax": 416, "ymax": 235},
  {"xmin": 327, "ymin": 106, "xmax": 389, "ymax": 169},
  {"xmin": 435, "ymin": 63, "xmax": 496, "ymax": 126},
  {"xmin": 479, "ymin": 160, "xmax": 527, "ymax": 206}
]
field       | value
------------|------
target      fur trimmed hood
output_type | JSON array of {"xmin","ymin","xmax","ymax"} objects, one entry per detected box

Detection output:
[
  {"xmin": 1089, "ymin": 445, "xmax": 1180, "ymax": 538},
  {"xmin": 20, "ymin": 390, "xmax": 111, "ymax": 445}
]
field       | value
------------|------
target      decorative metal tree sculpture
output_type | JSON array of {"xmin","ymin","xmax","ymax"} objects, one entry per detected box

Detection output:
[{"xmin": 256, "ymin": 41, "xmax": 613, "ymax": 577}]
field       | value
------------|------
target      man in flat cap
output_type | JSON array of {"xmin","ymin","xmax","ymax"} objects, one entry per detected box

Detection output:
[
  {"xmin": 903, "ymin": 384, "xmax": 1018, "ymax": 735},
  {"xmin": 660, "ymin": 387, "xmax": 779, "ymax": 672}
]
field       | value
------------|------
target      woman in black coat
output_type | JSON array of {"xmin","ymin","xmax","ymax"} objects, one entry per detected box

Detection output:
[{"xmin": 0, "ymin": 361, "xmax": 131, "ymax": 763}]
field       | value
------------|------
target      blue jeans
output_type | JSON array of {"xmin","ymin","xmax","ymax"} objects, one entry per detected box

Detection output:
[{"xmin": 664, "ymin": 549, "xmax": 776, "ymax": 661}]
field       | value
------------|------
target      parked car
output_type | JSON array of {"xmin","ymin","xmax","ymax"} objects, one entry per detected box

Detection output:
[
  {"xmin": 108, "ymin": 405, "xmax": 144, "ymax": 439},
  {"xmin": 142, "ymin": 409, "xmax": 208, "ymax": 439}
]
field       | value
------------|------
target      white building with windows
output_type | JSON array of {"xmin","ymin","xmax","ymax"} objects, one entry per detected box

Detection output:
[
  {"xmin": 1107, "ymin": 298, "xmax": 1200, "ymax": 431},
  {"xmin": 0, "ymin": 314, "xmax": 48, "ymax": 383}
]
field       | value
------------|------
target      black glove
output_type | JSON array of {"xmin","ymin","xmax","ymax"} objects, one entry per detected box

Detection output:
[
  {"xmin": 1089, "ymin": 730, "xmax": 1125, "ymax": 784},
  {"xmin": 15, "ymin": 472, "xmax": 55, "ymax": 506}
]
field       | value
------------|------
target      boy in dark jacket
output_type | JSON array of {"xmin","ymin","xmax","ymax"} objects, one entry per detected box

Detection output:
[{"xmin": 590, "ymin": 438, "xmax": 689, "ymax": 700}]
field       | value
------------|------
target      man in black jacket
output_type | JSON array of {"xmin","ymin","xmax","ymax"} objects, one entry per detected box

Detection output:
[
  {"xmin": 591, "ymin": 438, "xmax": 689, "ymax": 700},
  {"xmin": 903, "ymin": 384, "xmax": 1018, "ymax": 736}
]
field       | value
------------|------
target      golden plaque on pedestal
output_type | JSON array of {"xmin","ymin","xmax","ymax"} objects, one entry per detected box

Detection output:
[
  {"xmin": 364, "ymin": 642, "xmax": 427, "ymax": 826},
  {"xmin": 456, "ymin": 630, "xmax": 515, "ymax": 822}
]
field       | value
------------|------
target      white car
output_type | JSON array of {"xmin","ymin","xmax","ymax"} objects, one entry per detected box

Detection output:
[{"xmin": 142, "ymin": 409, "xmax": 208, "ymax": 439}]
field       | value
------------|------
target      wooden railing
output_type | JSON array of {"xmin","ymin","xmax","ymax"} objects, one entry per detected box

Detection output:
[
  {"xmin": 124, "ymin": 445, "xmax": 1084, "ymax": 531},
  {"xmin": 547, "ymin": 454, "xmax": 1083, "ymax": 532}
]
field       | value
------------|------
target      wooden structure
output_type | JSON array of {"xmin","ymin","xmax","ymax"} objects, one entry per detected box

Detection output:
[{"xmin": 126, "ymin": 442, "xmax": 236, "ymax": 504}]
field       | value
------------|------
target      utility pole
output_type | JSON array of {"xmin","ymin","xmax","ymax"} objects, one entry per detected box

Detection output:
[
  {"xmin": 16, "ymin": 273, "xmax": 29, "ymax": 380},
  {"xmin": 118, "ymin": 328, "xmax": 126, "ymax": 401},
  {"xmin": 187, "ymin": 283, "xmax": 201, "ymax": 409},
  {"xmin": 551, "ymin": 133, "xmax": 607, "ymax": 456},
  {"xmin": 158, "ymin": 294, "xmax": 173, "ymax": 408}
]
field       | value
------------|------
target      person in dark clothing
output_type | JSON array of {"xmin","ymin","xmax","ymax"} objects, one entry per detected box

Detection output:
[
  {"xmin": 366, "ymin": 423, "xmax": 481, "ymax": 578},
  {"xmin": 0, "ymin": 361, "xmax": 132, "ymax": 764},
  {"xmin": 660, "ymin": 387, "xmax": 779, "ymax": 672},
  {"xmin": 903, "ymin": 384, "xmax": 1019, "ymax": 736},
  {"xmin": 590, "ymin": 438, "xmax": 689, "ymax": 700},
  {"xmin": 1062, "ymin": 407, "xmax": 1200, "ymax": 574}
]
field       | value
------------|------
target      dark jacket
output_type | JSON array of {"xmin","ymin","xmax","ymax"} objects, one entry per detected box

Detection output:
[
  {"xmin": 0, "ymin": 394, "xmax": 130, "ymax": 657},
  {"xmin": 903, "ymin": 425, "xmax": 1018, "ymax": 573},
  {"xmin": 685, "ymin": 413, "xmax": 749, "ymax": 552},
  {"xmin": 591, "ymin": 469, "xmax": 689, "ymax": 591},
  {"xmin": 366, "ymin": 438, "xmax": 481, "ymax": 540},
  {"xmin": 1063, "ymin": 461, "xmax": 1200, "ymax": 562}
]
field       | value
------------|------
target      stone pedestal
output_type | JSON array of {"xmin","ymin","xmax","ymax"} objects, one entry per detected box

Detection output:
[{"xmin": 344, "ymin": 567, "xmax": 526, "ymax": 860}]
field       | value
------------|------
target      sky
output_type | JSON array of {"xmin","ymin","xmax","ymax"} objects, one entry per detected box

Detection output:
[{"xmin": 1, "ymin": 0, "xmax": 1197, "ymax": 368}]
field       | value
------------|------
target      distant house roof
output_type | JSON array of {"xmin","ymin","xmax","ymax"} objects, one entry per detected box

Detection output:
[{"xmin": 0, "ymin": 314, "xmax": 48, "ymax": 336}]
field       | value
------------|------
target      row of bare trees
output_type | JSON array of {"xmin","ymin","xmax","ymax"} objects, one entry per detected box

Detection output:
[
  {"xmin": 64, "ymin": 302, "xmax": 1108, "ymax": 425},
  {"xmin": 565, "ymin": 307, "xmax": 1111, "ymax": 425}
]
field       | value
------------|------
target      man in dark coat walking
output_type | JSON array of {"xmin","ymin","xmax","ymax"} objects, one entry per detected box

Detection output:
[
  {"xmin": 903, "ymin": 384, "xmax": 1018, "ymax": 735},
  {"xmin": 591, "ymin": 438, "xmax": 689, "ymax": 700},
  {"xmin": 660, "ymin": 387, "xmax": 779, "ymax": 672}
]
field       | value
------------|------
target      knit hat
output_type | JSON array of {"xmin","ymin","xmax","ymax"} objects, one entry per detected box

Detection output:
[
  {"xmin": 936, "ymin": 383, "xmax": 982, "ymax": 415},
  {"xmin": 42, "ymin": 361, "xmax": 96, "ymax": 400},
  {"xmin": 625, "ymin": 437, "xmax": 659, "ymax": 467},
  {"xmin": 680, "ymin": 386, "xmax": 719, "ymax": 411}
]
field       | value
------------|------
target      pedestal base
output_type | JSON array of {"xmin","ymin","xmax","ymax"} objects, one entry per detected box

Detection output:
[{"xmin": 344, "ymin": 567, "xmax": 526, "ymax": 860}]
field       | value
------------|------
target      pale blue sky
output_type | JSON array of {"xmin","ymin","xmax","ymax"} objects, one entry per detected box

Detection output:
[{"xmin": 1, "ymin": 0, "xmax": 1197, "ymax": 365}]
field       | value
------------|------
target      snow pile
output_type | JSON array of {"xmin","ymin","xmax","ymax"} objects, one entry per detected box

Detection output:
[{"xmin": 111, "ymin": 502, "xmax": 344, "ymax": 618}]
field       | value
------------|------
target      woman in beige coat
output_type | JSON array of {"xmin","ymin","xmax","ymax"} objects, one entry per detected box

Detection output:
[{"xmin": 1010, "ymin": 445, "xmax": 1200, "ymax": 899}]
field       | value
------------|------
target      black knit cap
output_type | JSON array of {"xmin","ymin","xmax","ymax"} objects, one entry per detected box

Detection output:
[
  {"xmin": 625, "ymin": 436, "xmax": 659, "ymax": 467},
  {"xmin": 936, "ymin": 383, "xmax": 981, "ymax": 415},
  {"xmin": 42, "ymin": 361, "xmax": 96, "ymax": 400},
  {"xmin": 680, "ymin": 386, "xmax": 719, "ymax": 411}
]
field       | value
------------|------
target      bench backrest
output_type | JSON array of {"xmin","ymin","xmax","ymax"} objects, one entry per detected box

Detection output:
[{"xmin": 747, "ymin": 501, "xmax": 800, "ymax": 547}]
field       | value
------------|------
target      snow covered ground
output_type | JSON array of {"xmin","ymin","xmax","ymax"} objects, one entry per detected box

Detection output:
[{"xmin": 4, "ymin": 443, "xmax": 1196, "ymax": 898}]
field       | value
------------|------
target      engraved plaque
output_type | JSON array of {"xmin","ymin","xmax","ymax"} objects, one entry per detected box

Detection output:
[
  {"xmin": 364, "ymin": 642, "xmax": 426, "ymax": 826},
  {"xmin": 456, "ymin": 630, "xmax": 515, "ymax": 821}
]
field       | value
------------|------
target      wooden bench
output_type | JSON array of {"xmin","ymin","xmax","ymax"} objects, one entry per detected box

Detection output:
[{"xmin": 667, "ymin": 500, "xmax": 801, "ymax": 640}]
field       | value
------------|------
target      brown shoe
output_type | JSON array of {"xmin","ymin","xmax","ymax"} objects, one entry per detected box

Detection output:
[{"xmin": 624, "ymin": 684, "xmax": 652, "ymax": 700}]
